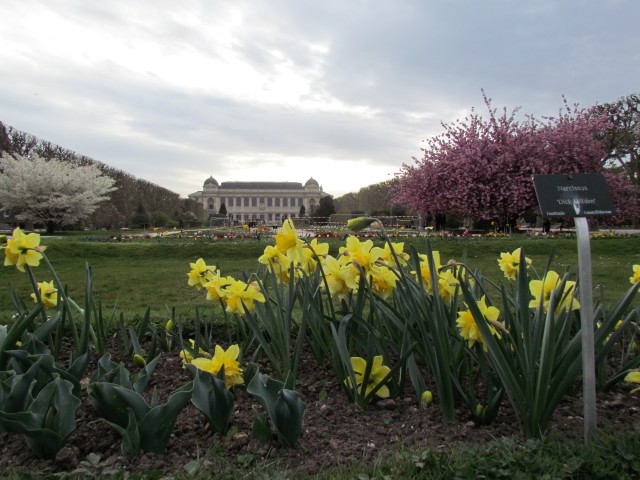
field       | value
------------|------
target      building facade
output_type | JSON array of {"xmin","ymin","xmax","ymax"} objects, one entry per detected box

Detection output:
[{"xmin": 188, "ymin": 176, "xmax": 325, "ymax": 224}]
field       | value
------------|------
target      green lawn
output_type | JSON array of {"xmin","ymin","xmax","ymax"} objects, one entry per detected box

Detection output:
[{"xmin": 2, "ymin": 233, "xmax": 639, "ymax": 324}]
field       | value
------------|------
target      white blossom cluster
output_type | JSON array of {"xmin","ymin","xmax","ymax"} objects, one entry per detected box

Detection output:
[{"xmin": 0, "ymin": 153, "xmax": 116, "ymax": 230}]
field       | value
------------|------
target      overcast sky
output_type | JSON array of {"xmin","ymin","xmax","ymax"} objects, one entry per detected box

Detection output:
[{"xmin": 1, "ymin": 1, "xmax": 638, "ymax": 198}]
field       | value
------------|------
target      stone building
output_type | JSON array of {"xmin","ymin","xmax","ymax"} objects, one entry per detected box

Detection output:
[{"xmin": 188, "ymin": 176, "xmax": 325, "ymax": 224}]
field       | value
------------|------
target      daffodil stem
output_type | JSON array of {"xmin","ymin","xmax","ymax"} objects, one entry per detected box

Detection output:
[{"xmin": 25, "ymin": 264, "xmax": 47, "ymax": 323}]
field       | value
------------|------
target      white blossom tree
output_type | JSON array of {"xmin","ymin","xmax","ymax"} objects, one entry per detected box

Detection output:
[{"xmin": 0, "ymin": 153, "xmax": 116, "ymax": 233}]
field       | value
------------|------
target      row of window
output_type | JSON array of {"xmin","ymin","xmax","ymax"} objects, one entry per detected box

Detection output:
[
  {"xmin": 231, "ymin": 213, "xmax": 298, "ymax": 221},
  {"xmin": 208, "ymin": 197, "xmax": 306, "ymax": 208}
]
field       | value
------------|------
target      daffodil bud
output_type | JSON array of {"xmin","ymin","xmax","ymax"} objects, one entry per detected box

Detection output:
[
  {"xmin": 347, "ymin": 216, "xmax": 378, "ymax": 232},
  {"xmin": 475, "ymin": 403, "xmax": 484, "ymax": 418},
  {"xmin": 420, "ymin": 390, "xmax": 433, "ymax": 406},
  {"xmin": 133, "ymin": 354, "xmax": 147, "ymax": 368},
  {"xmin": 165, "ymin": 319, "xmax": 174, "ymax": 332}
]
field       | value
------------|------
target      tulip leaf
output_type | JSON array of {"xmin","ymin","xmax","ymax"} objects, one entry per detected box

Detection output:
[
  {"xmin": 0, "ymin": 375, "xmax": 80, "ymax": 459},
  {"xmin": 138, "ymin": 381, "xmax": 193, "ymax": 454},
  {"xmin": 189, "ymin": 365, "xmax": 234, "ymax": 434},
  {"xmin": 247, "ymin": 369, "xmax": 305, "ymax": 447}
]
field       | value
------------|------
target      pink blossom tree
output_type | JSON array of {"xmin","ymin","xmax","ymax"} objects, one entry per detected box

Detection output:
[{"xmin": 395, "ymin": 94, "xmax": 636, "ymax": 225}]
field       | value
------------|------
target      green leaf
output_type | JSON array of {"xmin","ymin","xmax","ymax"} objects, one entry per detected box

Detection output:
[
  {"xmin": 274, "ymin": 389, "xmax": 306, "ymax": 447},
  {"xmin": 247, "ymin": 370, "xmax": 305, "ymax": 447},
  {"xmin": 251, "ymin": 412, "xmax": 272, "ymax": 443},
  {"xmin": 189, "ymin": 365, "xmax": 234, "ymax": 434},
  {"xmin": 138, "ymin": 381, "xmax": 193, "ymax": 453}
]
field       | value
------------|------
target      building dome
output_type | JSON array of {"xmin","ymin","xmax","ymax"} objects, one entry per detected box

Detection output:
[
  {"xmin": 204, "ymin": 176, "xmax": 219, "ymax": 187},
  {"xmin": 304, "ymin": 177, "xmax": 319, "ymax": 187}
]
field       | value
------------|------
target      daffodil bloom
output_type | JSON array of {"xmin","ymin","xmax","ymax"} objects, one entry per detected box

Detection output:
[
  {"xmin": 203, "ymin": 273, "xmax": 231, "ymax": 302},
  {"xmin": 322, "ymin": 255, "xmax": 359, "ymax": 299},
  {"xmin": 30, "ymin": 280, "xmax": 58, "ymax": 309},
  {"xmin": 275, "ymin": 219, "xmax": 306, "ymax": 265},
  {"xmin": 415, "ymin": 251, "xmax": 459, "ymax": 300},
  {"xmin": 347, "ymin": 355, "xmax": 391, "ymax": 399},
  {"xmin": 370, "ymin": 265, "xmax": 398, "ymax": 299},
  {"xmin": 340, "ymin": 236, "xmax": 383, "ymax": 275},
  {"xmin": 180, "ymin": 339, "xmax": 212, "ymax": 364},
  {"xmin": 258, "ymin": 245, "xmax": 293, "ymax": 283},
  {"xmin": 379, "ymin": 242, "xmax": 409, "ymax": 267},
  {"xmin": 624, "ymin": 370, "xmax": 640, "ymax": 394},
  {"xmin": 191, "ymin": 344, "xmax": 244, "ymax": 388},
  {"xmin": 457, "ymin": 295, "xmax": 502, "ymax": 350},
  {"xmin": 630, "ymin": 265, "xmax": 640, "ymax": 285},
  {"xmin": 223, "ymin": 278, "xmax": 265, "ymax": 314},
  {"xmin": 498, "ymin": 248, "xmax": 532, "ymax": 281},
  {"xmin": 303, "ymin": 238, "xmax": 329, "ymax": 274},
  {"xmin": 4, "ymin": 227, "xmax": 43, "ymax": 272},
  {"xmin": 529, "ymin": 270, "xmax": 580, "ymax": 314},
  {"xmin": 187, "ymin": 258, "xmax": 215, "ymax": 290}
]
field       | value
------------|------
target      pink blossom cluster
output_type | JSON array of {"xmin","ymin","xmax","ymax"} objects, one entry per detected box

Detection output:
[{"xmin": 395, "ymin": 94, "xmax": 637, "ymax": 223}]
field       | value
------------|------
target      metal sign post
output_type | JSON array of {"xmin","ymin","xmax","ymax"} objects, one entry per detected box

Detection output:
[
  {"xmin": 533, "ymin": 174, "xmax": 615, "ymax": 443},
  {"xmin": 574, "ymin": 216, "xmax": 597, "ymax": 442}
]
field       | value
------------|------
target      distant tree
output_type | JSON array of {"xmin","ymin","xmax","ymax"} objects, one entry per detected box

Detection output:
[
  {"xmin": 334, "ymin": 179, "xmax": 408, "ymax": 215},
  {"xmin": 334, "ymin": 192, "xmax": 360, "ymax": 213},
  {"xmin": 150, "ymin": 211, "xmax": 171, "ymax": 227},
  {"xmin": 314, "ymin": 196, "xmax": 336, "ymax": 219},
  {"xmin": 595, "ymin": 93, "xmax": 640, "ymax": 225},
  {"xmin": 130, "ymin": 204, "xmax": 149, "ymax": 229},
  {"xmin": 0, "ymin": 153, "xmax": 115, "ymax": 233},
  {"xmin": 178, "ymin": 211, "xmax": 199, "ymax": 228},
  {"xmin": 299, "ymin": 204, "xmax": 306, "ymax": 217},
  {"xmin": 92, "ymin": 203, "xmax": 126, "ymax": 230},
  {"xmin": 218, "ymin": 203, "xmax": 227, "ymax": 216}
]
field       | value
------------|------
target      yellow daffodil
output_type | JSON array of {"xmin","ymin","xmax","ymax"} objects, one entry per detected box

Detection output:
[
  {"xmin": 30, "ymin": 280, "xmax": 58, "ymax": 309},
  {"xmin": 275, "ymin": 219, "xmax": 306, "ymax": 264},
  {"xmin": 259, "ymin": 245, "xmax": 293, "ymax": 283},
  {"xmin": 224, "ymin": 278, "xmax": 265, "ymax": 314},
  {"xmin": 340, "ymin": 236, "xmax": 383, "ymax": 275},
  {"xmin": 303, "ymin": 238, "xmax": 329, "ymax": 274},
  {"xmin": 347, "ymin": 355, "xmax": 391, "ymax": 399},
  {"xmin": 379, "ymin": 242, "xmax": 409, "ymax": 267},
  {"xmin": 191, "ymin": 344, "xmax": 244, "ymax": 388},
  {"xmin": 4, "ymin": 227, "xmax": 43, "ymax": 272},
  {"xmin": 529, "ymin": 270, "xmax": 580, "ymax": 314},
  {"xmin": 203, "ymin": 273, "xmax": 230, "ymax": 302},
  {"xmin": 180, "ymin": 339, "xmax": 212, "ymax": 364},
  {"xmin": 630, "ymin": 265, "xmax": 640, "ymax": 285},
  {"xmin": 187, "ymin": 258, "xmax": 215, "ymax": 290},
  {"xmin": 624, "ymin": 370, "xmax": 640, "ymax": 394},
  {"xmin": 415, "ymin": 251, "xmax": 459, "ymax": 300},
  {"xmin": 370, "ymin": 265, "xmax": 398, "ymax": 299},
  {"xmin": 457, "ymin": 295, "xmax": 502, "ymax": 351},
  {"xmin": 498, "ymin": 248, "xmax": 532, "ymax": 281},
  {"xmin": 322, "ymin": 255, "xmax": 359, "ymax": 299}
]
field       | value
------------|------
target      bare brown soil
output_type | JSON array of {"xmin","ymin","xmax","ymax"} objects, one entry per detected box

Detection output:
[{"xmin": 1, "ymin": 346, "xmax": 640, "ymax": 478}]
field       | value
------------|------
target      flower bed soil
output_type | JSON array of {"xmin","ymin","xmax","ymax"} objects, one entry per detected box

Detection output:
[{"xmin": 1, "ymin": 346, "xmax": 640, "ymax": 478}]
